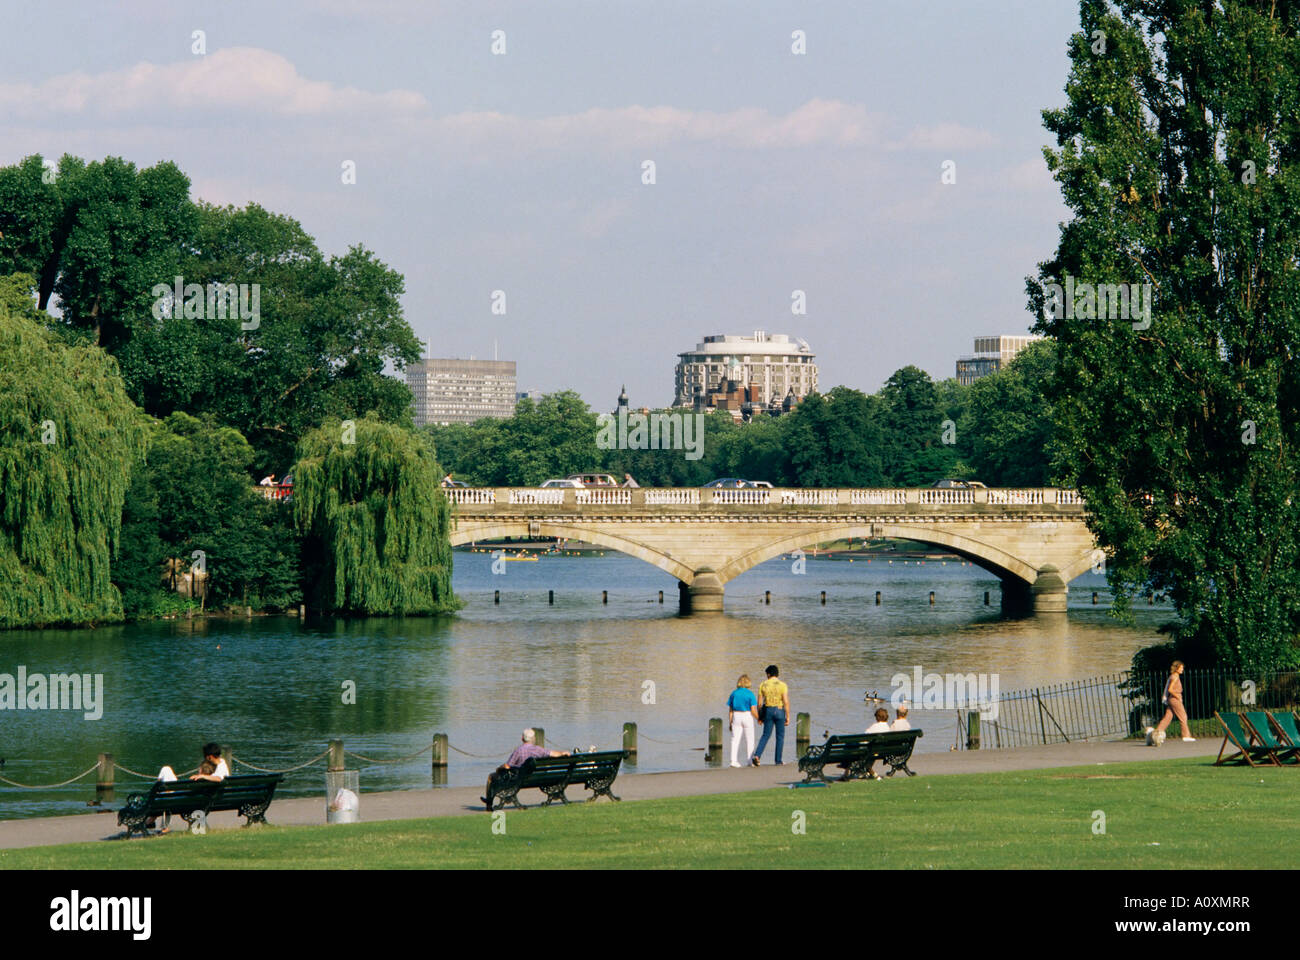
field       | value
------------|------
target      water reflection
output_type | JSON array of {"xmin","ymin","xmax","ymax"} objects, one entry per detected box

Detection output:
[{"xmin": 0, "ymin": 553, "xmax": 1172, "ymax": 818}]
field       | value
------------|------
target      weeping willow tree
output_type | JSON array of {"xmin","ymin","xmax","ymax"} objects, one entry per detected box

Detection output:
[
  {"xmin": 0, "ymin": 296, "xmax": 149, "ymax": 628},
  {"xmin": 292, "ymin": 415, "xmax": 458, "ymax": 616}
]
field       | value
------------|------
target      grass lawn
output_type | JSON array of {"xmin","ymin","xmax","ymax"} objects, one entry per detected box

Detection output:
[{"xmin": 2, "ymin": 757, "xmax": 1295, "ymax": 869}]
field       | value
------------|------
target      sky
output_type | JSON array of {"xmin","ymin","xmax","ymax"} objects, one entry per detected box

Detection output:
[{"xmin": 1, "ymin": 0, "xmax": 1081, "ymax": 410}]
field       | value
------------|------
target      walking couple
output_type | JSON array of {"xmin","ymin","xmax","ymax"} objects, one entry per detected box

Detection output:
[{"xmin": 725, "ymin": 665, "xmax": 790, "ymax": 767}]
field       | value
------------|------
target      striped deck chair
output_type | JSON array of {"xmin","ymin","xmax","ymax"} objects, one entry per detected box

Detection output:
[
  {"xmin": 1243, "ymin": 711, "xmax": 1300, "ymax": 765},
  {"xmin": 1214, "ymin": 711, "xmax": 1279, "ymax": 767}
]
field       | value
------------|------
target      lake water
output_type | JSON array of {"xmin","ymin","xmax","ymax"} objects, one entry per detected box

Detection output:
[{"xmin": 0, "ymin": 552, "xmax": 1173, "ymax": 819}]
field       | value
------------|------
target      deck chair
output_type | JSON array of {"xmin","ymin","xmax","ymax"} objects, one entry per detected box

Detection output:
[
  {"xmin": 1243, "ymin": 711, "xmax": 1300, "ymax": 765},
  {"xmin": 1267, "ymin": 711, "xmax": 1300, "ymax": 751},
  {"xmin": 1214, "ymin": 711, "xmax": 1279, "ymax": 767}
]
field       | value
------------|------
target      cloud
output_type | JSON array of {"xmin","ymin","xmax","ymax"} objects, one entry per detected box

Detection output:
[
  {"xmin": 890, "ymin": 122, "xmax": 997, "ymax": 151},
  {"xmin": 0, "ymin": 47, "xmax": 428, "ymax": 118}
]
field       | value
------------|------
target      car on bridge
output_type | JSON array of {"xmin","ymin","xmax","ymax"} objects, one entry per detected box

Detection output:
[
  {"xmin": 931, "ymin": 478, "xmax": 986, "ymax": 489},
  {"xmin": 567, "ymin": 473, "xmax": 619, "ymax": 487},
  {"xmin": 703, "ymin": 478, "xmax": 753, "ymax": 489},
  {"xmin": 540, "ymin": 478, "xmax": 585, "ymax": 488}
]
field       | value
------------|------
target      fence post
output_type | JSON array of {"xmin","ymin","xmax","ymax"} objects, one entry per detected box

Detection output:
[
  {"xmin": 431, "ymin": 733, "xmax": 448, "ymax": 769},
  {"xmin": 221, "ymin": 745, "xmax": 233, "ymax": 774},
  {"xmin": 328, "ymin": 739, "xmax": 345, "ymax": 772},
  {"xmin": 532, "ymin": 727, "xmax": 544, "ymax": 748},
  {"xmin": 96, "ymin": 752, "xmax": 114, "ymax": 795},
  {"xmin": 623, "ymin": 722, "xmax": 637, "ymax": 757},
  {"xmin": 708, "ymin": 717, "xmax": 723, "ymax": 758},
  {"xmin": 966, "ymin": 711, "xmax": 981, "ymax": 750},
  {"xmin": 796, "ymin": 712, "xmax": 810, "ymax": 755}
]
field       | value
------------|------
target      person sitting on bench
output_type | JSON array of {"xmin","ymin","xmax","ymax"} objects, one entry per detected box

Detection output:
[
  {"xmin": 482, "ymin": 729, "xmax": 569, "ymax": 810},
  {"xmin": 149, "ymin": 742, "xmax": 228, "ymax": 831},
  {"xmin": 838, "ymin": 708, "xmax": 892, "ymax": 780}
]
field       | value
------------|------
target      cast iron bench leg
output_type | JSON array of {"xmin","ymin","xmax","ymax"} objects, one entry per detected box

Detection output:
[
  {"xmin": 540, "ymin": 783, "xmax": 570, "ymax": 806},
  {"xmin": 586, "ymin": 774, "xmax": 620, "ymax": 802}
]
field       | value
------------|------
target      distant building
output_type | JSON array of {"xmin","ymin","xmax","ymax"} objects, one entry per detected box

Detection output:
[
  {"xmin": 407, "ymin": 357, "xmax": 517, "ymax": 426},
  {"xmin": 516, "ymin": 389, "xmax": 542, "ymax": 402},
  {"xmin": 955, "ymin": 335, "xmax": 1042, "ymax": 386},
  {"xmin": 674, "ymin": 331, "xmax": 817, "ymax": 415}
]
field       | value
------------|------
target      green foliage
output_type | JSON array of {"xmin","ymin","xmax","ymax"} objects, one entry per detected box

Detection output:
[
  {"xmin": 113, "ymin": 412, "xmax": 303, "ymax": 616},
  {"xmin": 293, "ymin": 416, "xmax": 457, "ymax": 616},
  {"xmin": 961, "ymin": 340, "xmax": 1061, "ymax": 486},
  {"xmin": 880, "ymin": 367, "xmax": 960, "ymax": 485},
  {"xmin": 1032, "ymin": 0, "xmax": 1300, "ymax": 672},
  {"xmin": 0, "ymin": 303, "xmax": 148, "ymax": 627}
]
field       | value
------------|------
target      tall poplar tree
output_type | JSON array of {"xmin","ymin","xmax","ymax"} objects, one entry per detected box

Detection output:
[{"xmin": 1031, "ymin": 0, "xmax": 1300, "ymax": 671}]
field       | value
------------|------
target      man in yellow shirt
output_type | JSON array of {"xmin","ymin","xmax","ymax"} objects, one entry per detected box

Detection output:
[{"xmin": 751, "ymin": 664, "xmax": 791, "ymax": 765}]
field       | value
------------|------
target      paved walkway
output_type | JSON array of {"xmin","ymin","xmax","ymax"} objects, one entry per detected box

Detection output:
[{"xmin": 0, "ymin": 737, "xmax": 1221, "ymax": 851}]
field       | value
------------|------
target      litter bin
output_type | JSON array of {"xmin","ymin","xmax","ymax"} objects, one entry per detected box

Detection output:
[{"xmin": 326, "ymin": 770, "xmax": 360, "ymax": 824}]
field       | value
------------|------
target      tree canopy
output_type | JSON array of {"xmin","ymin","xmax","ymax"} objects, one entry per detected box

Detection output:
[
  {"xmin": 0, "ymin": 302, "xmax": 148, "ymax": 627},
  {"xmin": 293, "ymin": 416, "xmax": 458, "ymax": 616},
  {"xmin": 1031, "ymin": 0, "xmax": 1300, "ymax": 671}
]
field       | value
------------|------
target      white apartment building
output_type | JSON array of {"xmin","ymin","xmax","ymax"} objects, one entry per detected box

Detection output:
[
  {"xmin": 673, "ymin": 331, "xmax": 817, "ymax": 407},
  {"xmin": 406, "ymin": 357, "xmax": 517, "ymax": 426}
]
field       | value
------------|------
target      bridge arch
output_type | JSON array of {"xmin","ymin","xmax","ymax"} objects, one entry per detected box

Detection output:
[
  {"xmin": 449, "ymin": 521, "xmax": 696, "ymax": 583},
  {"xmin": 715, "ymin": 523, "xmax": 1040, "ymax": 586}
]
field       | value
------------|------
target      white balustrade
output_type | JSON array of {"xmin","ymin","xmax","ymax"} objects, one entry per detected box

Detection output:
[
  {"xmin": 644, "ymin": 489, "xmax": 701, "ymax": 505},
  {"xmin": 445, "ymin": 488, "xmax": 496, "ymax": 505},
  {"xmin": 711, "ymin": 489, "xmax": 771, "ymax": 505},
  {"xmin": 508, "ymin": 488, "xmax": 565, "ymax": 505},
  {"xmin": 850, "ymin": 489, "xmax": 907, "ymax": 505},
  {"xmin": 778, "ymin": 489, "xmax": 839, "ymax": 505},
  {"xmin": 988, "ymin": 489, "xmax": 1043, "ymax": 505},
  {"xmin": 919, "ymin": 488, "xmax": 974, "ymax": 505},
  {"xmin": 576, "ymin": 488, "xmax": 632, "ymax": 505},
  {"xmin": 1057, "ymin": 490, "xmax": 1085, "ymax": 505}
]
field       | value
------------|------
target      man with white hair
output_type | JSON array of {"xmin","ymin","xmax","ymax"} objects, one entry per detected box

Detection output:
[
  {"xmin": 891, "ymin": 704, "xmax": 911, "ymax": 730},
  {"xmin": 482, "ymin": 729, "xmax": 569, "ymax": 810}
]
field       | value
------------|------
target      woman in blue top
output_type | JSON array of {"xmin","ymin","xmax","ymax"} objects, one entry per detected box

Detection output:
[{"xmin": 727, "ymin": 675, "xmax": 759, "ymax": 768}]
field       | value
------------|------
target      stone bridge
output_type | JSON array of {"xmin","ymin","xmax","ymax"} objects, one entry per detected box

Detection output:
[{"xmin": 445, "ymin": 486, "xmax": 1098, "ymax": 614}]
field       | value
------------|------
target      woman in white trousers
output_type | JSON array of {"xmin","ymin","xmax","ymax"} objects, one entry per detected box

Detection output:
[{"xmin": 727, "ymin": 674, "xmax": 759, "ymax": 767}]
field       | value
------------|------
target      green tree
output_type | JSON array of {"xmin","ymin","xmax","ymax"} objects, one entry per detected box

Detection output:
[
  {"xmin": 962, "ymin": 340, "xmax": 1059, "ymax": 487},
  {"xmin": 879, "ymin": 366, "xmax": 958, "ymax": 485},
  {"xmin": 1031, "ymin": 0, "xmax": 1300, "ymax": 671},
  {"xmin": 293, "ymin": 416, "xmax": 457, "ymax": 616},
  {"xmin": 0, "ymin": 303, "xmax": 148, "ymax": 627}
]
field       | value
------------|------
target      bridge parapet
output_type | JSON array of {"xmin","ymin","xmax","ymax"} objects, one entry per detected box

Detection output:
[{"xmin": 443, "ymin": 486, "xmax": 1086, "ymax": 514}]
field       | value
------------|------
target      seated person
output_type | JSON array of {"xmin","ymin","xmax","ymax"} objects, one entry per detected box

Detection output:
[
  {"xmin": 839, "ymin": 708, "xmax": 893, "ymax": 781},
  {"xmin": 149, "ymin": 742, "xmax": 228, "ymax": 831},
  {"xmin": 482, "ymin": 728, "xmax": 569, "ymax": 810},
  {"xmin": 890, "ymin": 704, "xmax": 911, "ymax": 730}
]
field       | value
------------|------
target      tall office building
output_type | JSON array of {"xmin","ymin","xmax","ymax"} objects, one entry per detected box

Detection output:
[
  {"xmin": 406, "ymin": 357, "xmax": 517, "ymax": 426},
  {"xmin": 673, "ymin": 331, "xmax": 817, "ymax": 409},
  {"xmin": 955, "ymin": 335, "xmax": 1042, "ymax": 386}
]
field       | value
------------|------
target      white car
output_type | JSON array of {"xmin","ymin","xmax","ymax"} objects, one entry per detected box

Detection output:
[{"xmin": 539, "ymin": 478, "xmax": 584, "ymax": 488}]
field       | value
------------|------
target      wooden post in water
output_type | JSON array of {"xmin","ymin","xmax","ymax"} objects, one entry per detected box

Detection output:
[
  {"xmin": 764, "ymin": 590, "xmax": 771, "ymax": 605},
  {"xmin": 708, "ymin": 717, "xmax": 723, "ymax": 758},
  {"xmin": 875, "ymin": 591, "xmax": 882, "ymax": 605},
  {"xmin": 929, "ymin": 591, "xmax": 936, "ymax": 605},
  {"xmin": 431, "ymin": 733, "xmax": 448, "ymax": 769},
  {"xmin": 602, "ymin": 590, "xmax": 608, "ymax": 604},
  {"xmin": 623, "ymin": 722, "xmax": 637, "ymax": 757},
  {"xmin": 533, "ymin": 727, "xmax": 545, "ymax": 748},
  {"xmin": 820, "ymin": 591, "xmax": 827, "ymax": 605},
  {"xmin": 96, "ymin": 752, "xmax": 114, "ymax": 796},
  {"xmin": 796, "ymin": 712, "xmax": 810, "ymax": 755},
  {"xmin": 984, "ymin": 591, "xmax": 990, "ymax": 606},
  {"xmin": 966, "ymin": 712, "xmax": 981, "ymax": 750},
  {"xmin": 1092, "ymin": 592, "xmax": 1098, "ymax": 605},
  {"xmin": 658, "ymin": 590, "xmax": 664, "ymax": 604},
  {"xmin": 221, "ymin": 745, "xmax": 233, "ymax": 773},
  {"xmin": 494, "ymin": 590, "xmax": 500, "ymax": 605},
  {"xmin": 328, "ymin": 739, "xmax": 344, "ymax": 772}
]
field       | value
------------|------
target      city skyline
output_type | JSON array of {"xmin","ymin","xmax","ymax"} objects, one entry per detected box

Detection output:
[{"xmin": 1, "ymin": 0, "xmax": 1072, "ymax": 413}]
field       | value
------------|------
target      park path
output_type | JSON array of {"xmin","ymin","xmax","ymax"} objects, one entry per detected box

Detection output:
[{"xmin": 0, "ymin": 737, "xmax": 1221, "ymax": 851}]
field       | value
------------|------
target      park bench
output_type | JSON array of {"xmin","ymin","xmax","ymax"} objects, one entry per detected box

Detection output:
[
  {"xmin": 798, "ymin": 730, "xmax": 923, "ymax": 783},
  {"xmin": 488, "ymin": 750, "xmax": 628, "ymax": 811},
  {"xmin": 117, "ymin": 774, "xmax": 284, "ymax": 837}
]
